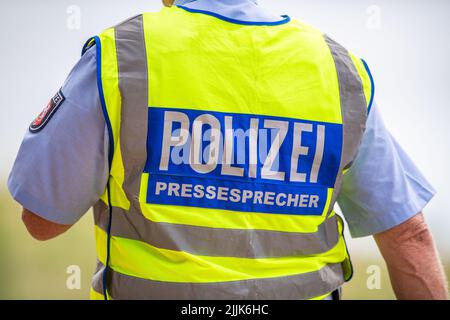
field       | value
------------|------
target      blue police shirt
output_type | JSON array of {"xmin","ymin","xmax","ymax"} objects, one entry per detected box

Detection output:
[{"xmin": 8, "ymin": 0, "xmax": 436, "ymax": 238}]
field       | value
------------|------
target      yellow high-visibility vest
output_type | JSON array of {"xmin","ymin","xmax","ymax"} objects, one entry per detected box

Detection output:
[{"xmin": 84, "ymin": 5, "xmax": 374, "ymax": 300}]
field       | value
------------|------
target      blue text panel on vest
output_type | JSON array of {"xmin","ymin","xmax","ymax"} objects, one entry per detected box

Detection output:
[{"xmin": 144, "ymin": 107, "xmax": 342, "ymax": 216}]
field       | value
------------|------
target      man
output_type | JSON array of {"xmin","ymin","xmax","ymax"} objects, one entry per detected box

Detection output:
[{"xmin": 8, "ymin": 0, "xmax": 448, "ymax": 300}]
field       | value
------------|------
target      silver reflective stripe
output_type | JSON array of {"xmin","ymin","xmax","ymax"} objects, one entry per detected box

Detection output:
[
  {"xmin": 94, "ymin": 202, "xmax": 340, "ymax": 258},
  {"xmin": 115, "ymin": 15, "xmax": 149, "ymax": 207},
  {"xmin": 324, "ymin": 35, "xmax": 368, "ymax": 216},
  {"xmin": 94, "ymin": 261, "xmax": 344, "ymax": 300}
]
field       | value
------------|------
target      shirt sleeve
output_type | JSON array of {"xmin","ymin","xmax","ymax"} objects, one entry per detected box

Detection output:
[
  {"xmin": 7, "ymin": 46, "xmax": 109, "ymax": 225},
  {"xmin": 337, "ymin": 102, "xmax": 436, "ymax": 238}
]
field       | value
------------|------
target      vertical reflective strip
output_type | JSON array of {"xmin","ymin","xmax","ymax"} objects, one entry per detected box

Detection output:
[
  {"xmin": 324, "ymin": 35, "xmax": 368, "ymax": 216},
  {"xmin": 115, "ymin": 15, "xmax": 149, "ymax": 207}
]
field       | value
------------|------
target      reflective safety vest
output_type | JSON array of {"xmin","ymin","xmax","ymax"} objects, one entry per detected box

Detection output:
[{"xmin": 84, "ymin": 5, "xmax": 374, "ymax": 300}]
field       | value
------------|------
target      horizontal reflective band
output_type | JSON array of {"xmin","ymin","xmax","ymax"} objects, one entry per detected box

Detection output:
[
  {"xmin": 94, "ymin": 224, "xmax": 347, "ymax": 283},
  {"xmin": 324, "ymin": 35, "xmax": 368, "ymax": 217},
  {"xmin": 96, "ymin": 261, "xmax": 344, "ymax": 300},
  {"xmin": 139, "ymin": 173, "xmax": 333, "ymax": 233},
  {"xmin": 96, "ymin": 206, "xmax": 340, "ymax": 258}
]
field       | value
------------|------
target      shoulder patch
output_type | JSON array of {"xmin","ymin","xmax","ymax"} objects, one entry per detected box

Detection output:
[{"xmin": 29, "ymin": 89, "xmax": 66, "ymax": 133}]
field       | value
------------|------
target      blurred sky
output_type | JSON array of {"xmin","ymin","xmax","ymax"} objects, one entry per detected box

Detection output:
[{"xmin": 0, "ymin": 0, "xmax": 449, "ymax": 260}]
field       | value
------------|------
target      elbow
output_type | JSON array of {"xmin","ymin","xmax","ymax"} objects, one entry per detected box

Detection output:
[
  {"xmin": 397, "ymin": 213, "xmax": 434, "ymax": 248},
  {"xmin": 375, "ymin": 213, "xmax": 437, "ymax": 262},
  {"xmin": 21, "ymin": 208, "xmax": 72, "ymax": 241}
]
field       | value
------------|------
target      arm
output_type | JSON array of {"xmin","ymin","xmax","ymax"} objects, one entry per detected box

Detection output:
[
  {"xmin": 374, "ymin": 212, "xmax": 449, "ymax": 300},
  {"xmin": 22, "ymin": 208, "xmax": 72, "ymax": 241}
]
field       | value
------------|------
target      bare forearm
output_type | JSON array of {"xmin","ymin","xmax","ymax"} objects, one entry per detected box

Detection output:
[{"xmin": 374, "ymin": 213, "xmax": 449, "ymax": 300}]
